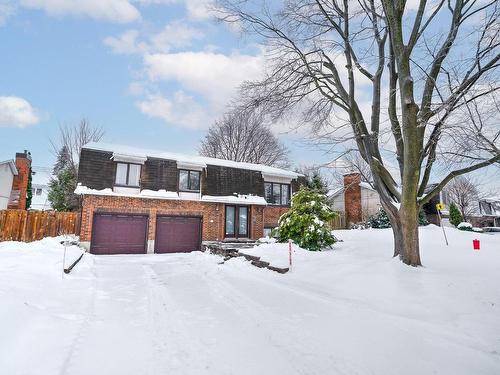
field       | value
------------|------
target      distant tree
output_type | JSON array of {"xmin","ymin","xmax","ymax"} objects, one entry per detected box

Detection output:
[
  {"xmin": 49, "ymin": 119, "xmax": 104, "ymax": 211},
  {"xmin": 199, "ymin": 106, "xmax": 289, "ymax": 168},
  {"xmin": 50, "ymin": 119, "xmax": 105, "ymax": 175},
  {"xmin": 449, "ymin": 203, "xmax": 463, "ymax": 227},
  {"xmin": 297, "ymin": 167, "xmax": 329, "ymax": 195},
  {"xmin": 274, "ymin": 187, "xmax": 336, "ymax": 251},
  {"xmin": 26, "ymin": 168, "xmax": 32, "ymax": 210},
  {"xmin": 444, "ymin": 176, "xmax": 480, "ymax": 221},
  {"xmin": 48, "ymin": 169, "xmax": 78, "ymax": 212}
]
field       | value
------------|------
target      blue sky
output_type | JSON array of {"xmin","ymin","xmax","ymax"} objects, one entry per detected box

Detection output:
[
  {"xmin": 0, "ymin": 0, "xmax": 498, "ymax": 192},
  {"xmin": 0, "ymin": 0, "xmax": 327, "ymax": 170}
]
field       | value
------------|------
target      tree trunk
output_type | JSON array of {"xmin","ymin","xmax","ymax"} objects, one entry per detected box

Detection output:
[
  {"xmin": 383, "ymin": 200, "xmax": 422, "ymax": 266},
  {"xmin": 398, "ymin": 206, "xmax": 421, "ymax": 266}
]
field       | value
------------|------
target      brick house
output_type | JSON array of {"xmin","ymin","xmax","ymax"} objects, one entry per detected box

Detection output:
[{"xmin": 76, "ymin": 142, "xmax": 304, "ymax": 254}]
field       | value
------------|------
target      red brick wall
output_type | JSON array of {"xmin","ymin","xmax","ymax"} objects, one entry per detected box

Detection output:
[
  {"xmin": 80, "ymin": 195, "xmax": 268, "ymax": 242},
  {"xmin": 344, "ymin": 173, "xmax": 362, "ymax": 225},
  {"xmin": 251, "ymin": 205, "xmax": 265, "ymax": 239},
  {"xmin": 263, "ymin": 206, "xmax": 289, "ymax": 228},
  {"xmin": 8, "ymin": 152, "xmax": 32, "ymax": 210}
]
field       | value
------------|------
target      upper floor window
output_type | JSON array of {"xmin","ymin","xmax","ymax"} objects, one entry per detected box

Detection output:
[
  {"xmin": 264, "ymin": 182, "xmax": 290, "ymax": 206},
  {"xmin": 115, "ymin": 162, "xmax": 141, "ymax": 187},
  {"xmin": 179, "ymin": 170, "xmax": 200, "ymax": 192}
]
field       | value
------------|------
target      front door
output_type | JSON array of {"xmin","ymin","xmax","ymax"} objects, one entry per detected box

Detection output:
[{"xmin": 225, "ymin": 205, "xmax": 249, "ymax": 238}]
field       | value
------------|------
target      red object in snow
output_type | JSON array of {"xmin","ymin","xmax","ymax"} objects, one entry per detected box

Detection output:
[{"xmin": 473, "ymin": 239, "xmax": 480, "ymax": 251}]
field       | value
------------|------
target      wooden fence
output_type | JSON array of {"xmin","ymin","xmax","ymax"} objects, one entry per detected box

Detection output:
[
  {"xmin": 0, "ymin": 210, "xmax": 80, "ymax": 242},
  {"xmin": 329, "ymin": 211, "xmax": 347, "ymax": 230}
]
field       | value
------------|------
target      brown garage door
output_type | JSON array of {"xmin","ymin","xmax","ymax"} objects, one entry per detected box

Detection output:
[
  {"xmin": 91, "ymin": 213, "xmax": 148, "ymax": 255},
  {"xmin": 155, "ymin": 216, "xmax": 201, "ymax": 253}
]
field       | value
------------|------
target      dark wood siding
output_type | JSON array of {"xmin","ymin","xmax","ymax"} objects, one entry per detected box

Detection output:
[
  {"xmin": 203, "ymin": 165, "xmax": 264, "ymax": 196},
  {"xmin": 78, "ymin": 148, "xmax": 300, "ymax": 197},
  {"xmin": 77, "ymin": 149, "xmax": 115, "ymax": 190},
  {"xmin": 292, "ymin": 176, "xmax": 307, "ymax": 193},
  {"xmin": 141, "ymin": 158, "xmax": 178, "ymax": 191}
]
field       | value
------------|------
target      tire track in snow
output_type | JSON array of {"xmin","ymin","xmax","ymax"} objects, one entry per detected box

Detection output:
[{"xmin": 58, "ymin": 259, "xmax": 98, "ymax": 375}]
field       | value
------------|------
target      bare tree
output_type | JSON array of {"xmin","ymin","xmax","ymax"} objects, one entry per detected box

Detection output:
[
  {"xmin": 199, "ymin": 107, "xmax": 290, "ymax": 167},
  {"xmin": 51, "ymin": 119, "xmax": 105, "ymax": 174},
  {"xmin": 443, "ymin": 176, "xmax": 481, "ymax": 221},
  {"xmin": 218, "ymin": 0, "xmax": 500, "ymax": 266}
]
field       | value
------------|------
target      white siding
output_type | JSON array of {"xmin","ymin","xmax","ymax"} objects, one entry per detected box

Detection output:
[
  {"xmin": 0, "ymin": 164, "xmax": 14, "ymax": 209},
  {"xmin": 330, "ymin": 192, "xmax": 345, "ymax": 212},
  {"xmin": 361, "ymin": 187, "xmax": 381, "ymax": 220}
]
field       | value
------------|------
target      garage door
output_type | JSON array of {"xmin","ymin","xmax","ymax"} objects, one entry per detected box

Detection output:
[
  {"xmin": 91, "ymin": 213, "xmax": 148, "ymax": 255},
  {"xmin": 155, "ymin": 216, "xmax": 201, "ymax": 253}
]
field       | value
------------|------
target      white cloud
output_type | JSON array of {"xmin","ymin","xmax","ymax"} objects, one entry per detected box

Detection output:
[
  {"xmin": 136, "ymin": 91, "xmax": 212, "ymax": 129},
  {"xmin": 144, "ymin": 51, "xmax": 264, "ymax": 108},
  {"xmin": 0, "ymin": 96, "xmax": 40, "ymax": 128},
  {"xmin": 150, "ymin": 21, "xmax": 204, "ymax": 51},
  {"xmin": 185, "ymin": 0, "xmax": 214, "ymax": 21},
  {"xmin": 20, "ymin": 0, "xmax": 140, "ymax": 23},
  {"xmin": 104, "ymin": 21, "xmax": 203, "ymax": 55},
  {"xmin": 104, "ymin": 30, "xmax": 147, "ymax": 54},
  {"xmin": 0, "ymin": 1, "xmax": 16, "ymax": 26}
]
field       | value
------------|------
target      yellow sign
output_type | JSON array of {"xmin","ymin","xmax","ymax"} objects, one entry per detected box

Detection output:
[{"xmin": 436, "ymin": 203, "xmax": 444, "ymax": 211}]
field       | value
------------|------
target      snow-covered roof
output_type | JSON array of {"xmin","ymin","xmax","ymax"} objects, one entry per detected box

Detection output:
[
  {"xmin": 0, "ymin": 159, "xmax": 18, "ymax": 175},
  {"xmin": 31, "ymin": 166, "xmax": 52, "ymax": 186},
  {"xmin": 74, "ymin": 184, "xmax": 268, "ymax": 205},
  {"xmin": 359, "ymin": 181, "xmax": 375, "ymax": 191},
  {"xmin": 201, "ymin": 195, "xmax": 267, "ymax": 206},
  {"xmin": 482, "ymin": 196, "xmax": 500, "ymax": 203},
  {"xmin": 327, "ymin": 181, "xmax": 376, "ymax": 199},
  {"xmin": 83, "ymin": 142, "xmax": 302, "ymax": 179}
]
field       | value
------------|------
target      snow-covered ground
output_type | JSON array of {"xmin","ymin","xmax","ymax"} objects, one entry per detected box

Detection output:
[{"xmin": 0, "ymin": 226, "xmax": 499, "ymax": 375}]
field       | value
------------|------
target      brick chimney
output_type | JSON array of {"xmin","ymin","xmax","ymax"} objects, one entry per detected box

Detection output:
[
  {"xmin": 344, "ymin": 172, "xmax": 362, "ymax": 225},
  {"xmin": 8, "ymin": 150, "xmax": 32, "ymax": 210}
]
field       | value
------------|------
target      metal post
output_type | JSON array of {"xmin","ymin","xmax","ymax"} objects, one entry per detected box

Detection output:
[
  {"xmin": 288, "ymin": 239, "xmax": 292, "ymax": 270},
  {"xmin": 62, "ymin": 235, "xmax": 68, "ymax": 279},
  {"xmin": 438, "ymin": 210, "xmax": 449, "ymax": 246}
]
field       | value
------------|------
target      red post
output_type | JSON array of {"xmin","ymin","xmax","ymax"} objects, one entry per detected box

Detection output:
[
  {"xmin": 473, "ymin": 239, "xmax": 480, "ymax": 251},
  {"xmin": 288, "ymin": 239, "xmax": 292, "ymax": 269}
]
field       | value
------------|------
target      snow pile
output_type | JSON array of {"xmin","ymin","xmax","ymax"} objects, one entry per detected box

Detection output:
[
  {"xmin": 201, "ymin": 194, "xmax": 267, "ymax": 205},
  {"xmin": 75, "ymin": 184, "xmax": 180, "ymax": 200},
  {"xmin": 457, "ymin": 222, "xmax": 473, "ymax": 231},
  {"xmin": 1, "ymin": 226, "xmax": 500, "ymax": 375}
]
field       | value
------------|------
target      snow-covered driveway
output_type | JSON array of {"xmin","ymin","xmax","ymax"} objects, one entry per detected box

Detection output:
[{"xmin": 1, "ymin": 226, "xmax": 500, "ymax": 375}]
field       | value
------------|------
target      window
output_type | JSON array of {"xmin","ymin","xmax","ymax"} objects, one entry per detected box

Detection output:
[
  {"xmin": 179, "ymin": 170, "xmax": 201, "ymax": 192},
  {"xmin": 480, "ymin": 201, "xmax": 493, "ymax": 215},
  {"xmin": 115, "ymin": 162, "xmax": 141, "ymax": 187},
  {"xmin": 264, "ymin": 182, "xmax": 291, "ymax": 205},
  {"xmin": 36, "ymin": 188, "xmax": 42, "ymax": 196}
]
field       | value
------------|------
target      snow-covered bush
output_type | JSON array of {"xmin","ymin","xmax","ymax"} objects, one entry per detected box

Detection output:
[
  {"xmin": 274, "ymin": 188, "xmax": 337, "ymax": 251},
  {"xmin": 457, "ymin": 222, "xmax": 473, "ymax": 231},
  {"xmin": 367, "ymin": 208, "xmax": 391, "ymax": 228},
  {"xmin": 368, "ymin": 208, "xmax": 429, "ymax": 229}
]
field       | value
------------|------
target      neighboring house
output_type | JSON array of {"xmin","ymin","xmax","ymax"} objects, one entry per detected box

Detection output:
[
  {"xmin": 75, "ymin": 142, "xmax": 304, "ymax": 255},
  {"xmin": 478, "ymin": 197, "xmax": 500, "ymax": 227},
  {"xmin": 30, "ymin": 166, "xmax": 53, "ymax": 211},
  {"xmin": 435, "ymin": 187, "xmax": 500, "ymax": 228},
  {"xmin": 328, "ymin": 173, "xmax": 443, "ymax": 226},
  {"xmin": 328, "ymin": 173, "xmax": 381, "ymax": 226},
  {"xmin": 0, "ymin": 160, "xmax": 18, "ymax": 209},
  {"xmin": 0, "ymin": 150, "xmax": 32, "ymax": 210}
]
